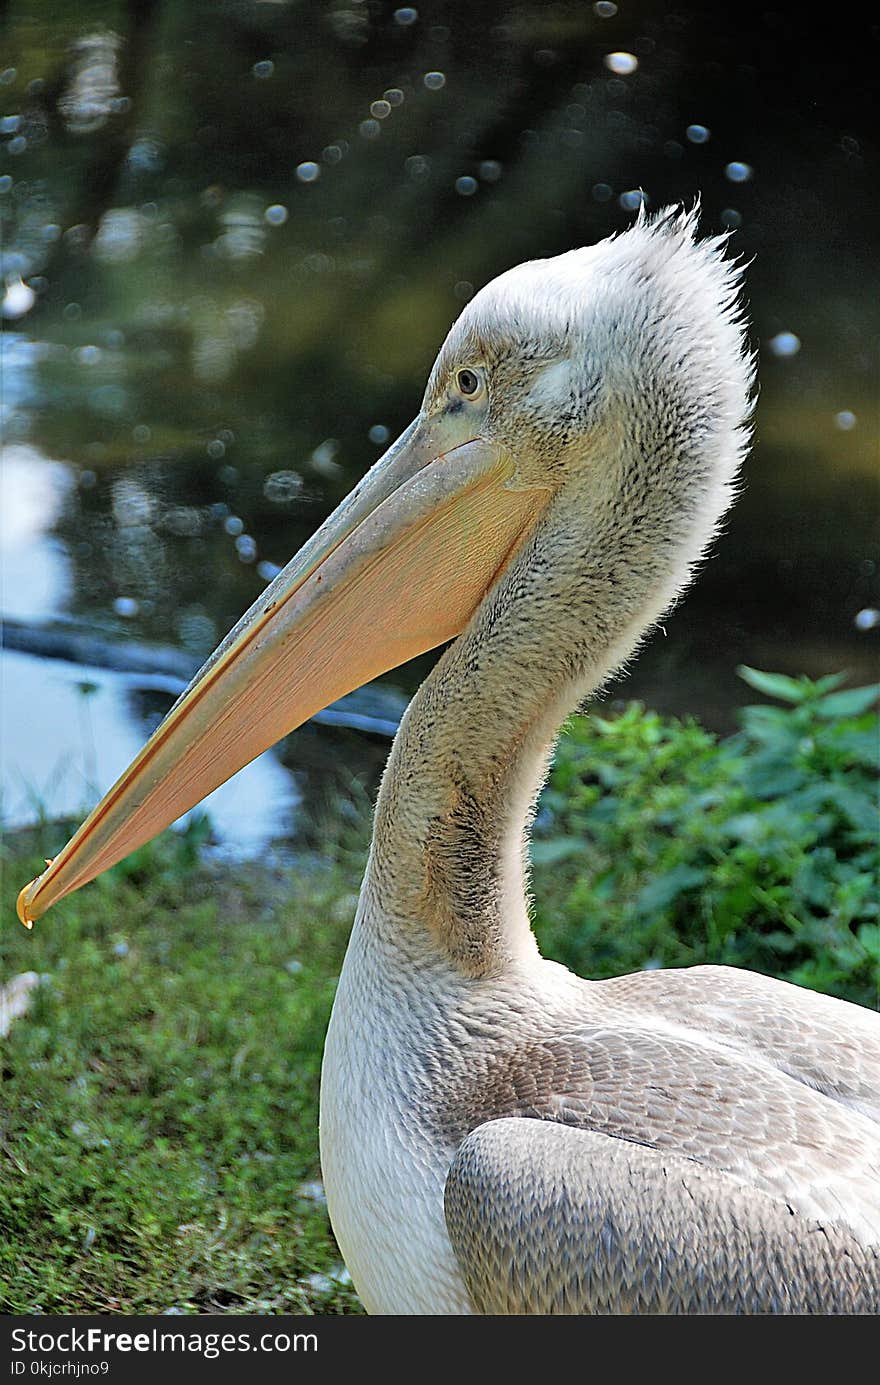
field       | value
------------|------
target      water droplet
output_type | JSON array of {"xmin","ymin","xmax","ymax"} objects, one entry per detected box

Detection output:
[
  {"xmin": 384, "ymin": 88, "xmax": 405, "ymax": 107},
  {"xmin": 79, "ymin": 469, "xmax": 97, "ymax": 489},
  {"xmin": 7, "ymin": 135, "xmax": 26, "ymax": 155},
  {"xmin": 725, "ymin": 161, "xmax": 753, "ymax": 183},
  {"xmin": 454, "ymin": 280, "xmax": 474, "ymax": 300},
  {"xmin": 310, "ymin": 439, "xmax": 340, "ymax": 477},
  {"xmin": 370, "ymin": 99, "xmax": 391, "ymax": 119},
  {"xmin": 252, "ymin": 60, "xmax": 274, "ymax": 79},
  {"xmin": 1, "ymin": 278, "xmax": 34, "ymax": 319},
  {"xmin": 594, "ymin": 1, "xmax": 618, "ymax": 15},
  {"xmin": 0, "ymin": 69, "xmax": 17, "ymax": 86},
  {"xmin": 604, "ymin": 52, "xmax": 638, "ymax": 75},
  {"xmin": 113, "ymin": 596, "xmax": 138, "ymax": 618},
  {"xmin": 854, "ymin": 608, "xmax": 879, "ymax": 631},
  {"xmin": 368, "ymin": 424, "xmax": 390, "ymax": 445},
  {"xmin": 265, "ymin": 203, "xmax": 288, "ymax": 226},
  {"xmin": 394, "ymin": 7, "xmax": 418, "ymax": 25},
  {"xmin": 236, "ymin": 535, "xmax": 257, "ymax": 563},
  {"xmin": 619, "ymin": 189, "xmax": 647, "ymax": 210},
  {"xmin": 207, "ymin": 438, "xmax": 226, "ymax": 459},
  {"xmin": 0, "ymin": 115, "xmax": 19, "ymax": 133},
  {"xmin": 224, "ymin": 515, "xmax": 244, "ymax": 536},
  {"xmin": 686, "ymin": 124, "xmax": 711, "ymax": 144},
  {"xmin": 64, "ymin": 302, "xmax": 82, "ymax": 320},
  {"xmin": 423, "ymin": 71, "xmax": 446, "ymax": 91},
  {"xmin": 263, "ymin": 470, "xmax": 303, "ymax": 503},
  {"xmin": 164, "ymin": 506, "xmax": 202, "ymax": 538},
  {"xmin": 323, "ymin": 144, "xmax": 344, "ymax": 164},
  {"xmin": 592, "ymin": 181, "xmax": 613, "ymax": 202},
  {"xmin": 75, "ymin": 345, "xmax": 102, "ymax": 365},
  {"xmin": 132, "ymin": 424, "xmax": 151, "ymax": 444},
  {"xmin": 479, "ymin": 159, "xmax": 502, "ymax": 182},
  {"xmin": 127, "ymin": 138, "xmax": 163, "ymax": 173},
  {"xmin": 258, "ymin": 560, "xmax": 282, "ymax": 583},
  {"xmin": 296, "ymin": 161, "xmax": 320, "ymax": 183},
  {"xmin": 768, "ymin": 331, "xmax": 800, "ymax": 358},
  {"xmin": 834, "ymin": 410, "xmax": 857, "ymax": 430},
  {"xmin": 0, "ymin": 175, "xmax": 11, "ymax": 193},
  {"xmin": 359, "ymin": 118, "xmax": 381, "ymax": 140},
  {"xmin": 455, "ymin": 175, "xmax": 478, "ymax": 196},
  {"xmin": 720, "ymin": 208, "xmax": 742, "ymax": 229},
  {"xmin": 405, "ymin": 153, "xmax": 431, "ymax": 179}
]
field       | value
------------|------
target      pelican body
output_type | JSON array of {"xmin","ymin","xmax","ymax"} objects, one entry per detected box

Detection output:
[{"xmin": 18, "ymin": 211, "xmax": 880, "ymax": 1314}]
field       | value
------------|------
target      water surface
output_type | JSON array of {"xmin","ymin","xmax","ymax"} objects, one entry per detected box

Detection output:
[{"xmin": 1, "ymin": 1, "xmax": 877, "ymax": 849}]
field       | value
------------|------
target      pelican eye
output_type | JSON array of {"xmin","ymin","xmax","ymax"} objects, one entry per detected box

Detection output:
[{"xmin": 456, "ymin": 367, "xmax": 482, "ymax": 398}]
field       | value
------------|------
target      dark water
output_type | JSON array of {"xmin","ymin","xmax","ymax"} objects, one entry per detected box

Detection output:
[{"xmin": 1, "ymin": 1, "xmax": 877, "ymax": 847}]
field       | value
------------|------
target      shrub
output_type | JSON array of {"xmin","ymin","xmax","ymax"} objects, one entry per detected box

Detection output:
[{"xmin": 531, "ymin": 668, "xmax": 880, "ymax": 1008}]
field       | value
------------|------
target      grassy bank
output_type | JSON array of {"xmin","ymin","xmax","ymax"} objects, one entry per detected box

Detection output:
[
  {"xmin": 0, "ymin": 825, "xmax": 365, "ymax": 1314},
  {"xmin": 1, "ymin": 672, "xmax": 877, "ymax": 1313}
]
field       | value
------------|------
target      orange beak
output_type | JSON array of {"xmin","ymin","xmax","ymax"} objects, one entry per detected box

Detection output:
[{"xmin": 17, "ymin": 415, "xmax": 551, "ymax": 926}]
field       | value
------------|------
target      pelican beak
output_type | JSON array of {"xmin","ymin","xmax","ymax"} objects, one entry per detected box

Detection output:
[{"xmin": 18, "ymin": 416, "xmax": 551, "ymax": 925}]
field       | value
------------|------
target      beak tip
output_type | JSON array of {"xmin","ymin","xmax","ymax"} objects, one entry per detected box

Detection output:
[{"xmin": 16, "ymin": 880, "xmax": 37, "ymax": 929}]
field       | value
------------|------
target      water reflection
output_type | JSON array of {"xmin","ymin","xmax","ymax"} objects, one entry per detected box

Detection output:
[
  {"xmin": 1, "ymin": 442, "xmax": 72, "ymax": 620},
  {"xmin": 0, "ymin": 440, "xmax": 296, "ymax": 849},
  {"xmin": 2, "ymin": 650, "xmax": 297, "ymax": 855},
  {"xmin": 59, "ymin": 32, "xmax": 122, "ymax": 136}
]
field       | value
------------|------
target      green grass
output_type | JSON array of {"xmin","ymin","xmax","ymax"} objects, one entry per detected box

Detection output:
[
  {"xmin": 0, "ymin": 822, "xmax": 365, "ymax": 1314},
  {"xmin": 1, "ymin": 670, "xmax": 877, "ymax": 1313}
]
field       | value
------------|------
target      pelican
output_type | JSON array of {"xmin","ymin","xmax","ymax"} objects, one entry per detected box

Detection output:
[{"xmin": 18, "ymin": 209, "xmax": 880, "ymax": 1314}]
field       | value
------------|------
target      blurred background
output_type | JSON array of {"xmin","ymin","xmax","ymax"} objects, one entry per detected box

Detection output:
[{"xmin": 1, "ymin": 0, "xmax": 877, "ymax": 853}]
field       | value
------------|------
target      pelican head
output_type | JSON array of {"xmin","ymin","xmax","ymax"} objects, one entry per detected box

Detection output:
[
  {"xmin": 17, "ymin": 207, "xmax": 751, "ymax": 925},
  {"xmin": 423, "ymin": 209, "xmax": 749, "ymax": 499}
]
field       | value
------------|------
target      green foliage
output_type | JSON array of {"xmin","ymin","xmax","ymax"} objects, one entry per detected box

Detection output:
[{"xmin": 532, "ymin": 670, "xmax": 879, "ymax": 1007}]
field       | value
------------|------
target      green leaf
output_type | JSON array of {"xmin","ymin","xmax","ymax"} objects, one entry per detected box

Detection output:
[
  {"xmin": 857, "ymin": 924, "xmax": 880, "ymax": 964},
  {"xmin": 530, "ymin": 837, "xmax": 583, "ymax": 866},
  {"xmin": 813, "ymin": 684, "xmax": 880, "ymax": 719},
  {"xmin": 816, "ymin": 783, "xmax": 879, "ymax": 831},
  {"xmin": 739, "ymin": 705, "xmax": 800, "ymax": 748},
  {"xmin": 833, "ymin": 727, "xmax": 880, "ymax": 770},
  {"xmin": 811, "ymin": 672, "xmax": 850, "ymax": 695},
  {"xmin": 736, "ymin": 759, "xmax": 808, "ymax": 800},
  {"xmin": 635, "ymin": 865, "xmax": 707, "ymax": 915},
  {"xmin": 736, "ymin": 666, "xmax": 808, "ymax": 703}
]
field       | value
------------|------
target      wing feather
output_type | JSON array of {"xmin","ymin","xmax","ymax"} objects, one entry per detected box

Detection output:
[{"xmin": 444, "ymin": 1119, "xmax": 880, "ymax": 1314}]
